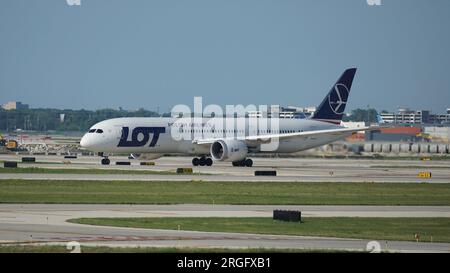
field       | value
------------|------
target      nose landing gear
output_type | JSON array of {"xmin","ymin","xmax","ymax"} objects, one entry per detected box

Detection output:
[
  {"xmin": 192, "ymin": 156, "xmax": 213, "ymax": 166},
  {"xmin": 101, "ymin": 157, "xmax": 110, "ymax": 165},
  {"xmin": 98, "ymin": 153, "xmax": 110, "ymax": 165}
]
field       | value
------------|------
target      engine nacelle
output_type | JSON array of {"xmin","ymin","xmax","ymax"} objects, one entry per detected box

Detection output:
[
  {"xmin": 130, "ymin": 153, "xmax": 163, "ymax": 160},
  {"xmin": 210, "ymin": 140, "xmax": 248, "ymax": 162}
]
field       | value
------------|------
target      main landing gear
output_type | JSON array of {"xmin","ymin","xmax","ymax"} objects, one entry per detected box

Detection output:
[
  {"xmin": 232, "ymin": 158, "xmax": 253, "ymax": 167},
  {"xmin": 191, "ymin": 157, "xmax": 253, "ymax": 167},
  {"xmin": 192, "ymin": 156, "xmax": 213, "ymax": 166}
]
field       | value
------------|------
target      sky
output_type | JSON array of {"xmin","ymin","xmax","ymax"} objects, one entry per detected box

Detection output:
[{"xmin": 1, "ymin": 0, "xmax": 449, "ymax": 113}]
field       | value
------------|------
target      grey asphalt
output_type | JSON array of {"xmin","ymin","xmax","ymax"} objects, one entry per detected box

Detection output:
[
  {"xmin": 1, "ymin": 155, "xmax": 449, "ymax": 183},
  {"xmin": 1, "ymin": 204, "xmax": 450, "ymax": 252}
]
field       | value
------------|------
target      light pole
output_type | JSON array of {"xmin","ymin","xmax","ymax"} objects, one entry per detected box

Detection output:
[{"xmin": 367, "ymin": 104, "xmax": 370, "ymax": 125}]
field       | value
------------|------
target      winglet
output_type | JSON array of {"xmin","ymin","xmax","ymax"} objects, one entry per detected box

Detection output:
[{"xmin": 311, "ymin": 68, "xmax": 357, "ymax": 124}]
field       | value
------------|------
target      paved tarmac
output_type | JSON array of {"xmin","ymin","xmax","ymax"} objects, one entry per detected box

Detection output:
[
  {"xmin": 1, "ymin": 204, "xmax": 450, "ymax": 252},
  {"xmin": 1, "ymin": 155, "xmax": 449, "ymax": 183}
]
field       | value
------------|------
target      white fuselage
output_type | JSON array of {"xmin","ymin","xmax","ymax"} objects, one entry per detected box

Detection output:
[{"xmin": 80, "ymin": 117, "xmax": 348, "ymax": 155}]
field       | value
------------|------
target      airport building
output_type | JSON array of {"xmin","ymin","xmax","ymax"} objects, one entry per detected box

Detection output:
[
  {"xmin": 342, "ymin": 121, "xmax": 368, "ymax": 142},
  {"xmin": 424, "ymin": 126, "xmax": 450, "ymax": 142},
  {"xmin": 365, "ymin": 126, "xmax": 424, "ymax": 142},
  {"xmin": 380, "ymin": 108, "xmax": 450, "ymax": 125},
  {"xmin": 1, "ymin": 101, "xmax": 29, "ymax": 110}
]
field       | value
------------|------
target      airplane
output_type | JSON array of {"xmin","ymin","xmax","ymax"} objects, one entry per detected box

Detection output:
[
  {"xmin": 377, "ymin": 113, "xmax": 387, "ymax": 124},
  {"xmin": 80, "ymin": 68, "xmax": 379, "ymax": 167}
]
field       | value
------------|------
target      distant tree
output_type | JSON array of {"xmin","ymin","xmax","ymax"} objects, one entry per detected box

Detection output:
[{"xmin": 0, "ymin": 108, "xmax": 164, "ymax": 132}]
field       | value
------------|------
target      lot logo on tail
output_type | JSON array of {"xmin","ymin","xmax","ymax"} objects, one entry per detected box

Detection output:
[
  {"xmin": 118, "ymin": 127, "xmax": 165, "ymax": 147},
  {"xmin": 328, "ymin": 84, "xmax": 349, "ymax": 115}
]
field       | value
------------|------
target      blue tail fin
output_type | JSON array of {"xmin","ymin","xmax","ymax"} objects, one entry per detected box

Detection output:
[
  {"xmin": 312, "ymin": 68, "xmax": 357, "ymax": 124},
  {"xmin": 376, "ymin": 114, "xmax": 385, "ymax": 124}
]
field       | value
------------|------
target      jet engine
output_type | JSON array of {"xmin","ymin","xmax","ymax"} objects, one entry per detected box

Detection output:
[{"xmin": 210, "ymin": 140, "xmax": 248, "ymax": 162}]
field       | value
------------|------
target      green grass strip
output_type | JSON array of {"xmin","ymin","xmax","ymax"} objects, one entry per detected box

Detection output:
[
  {"xmin": 0, "ymin": 180, "xmax": 449, "ymax": 205},
  {"xmin": 69, "ymin": 217, "xmax": 450, "ymax": 243},
  {"xmin": 0, "ymin": 167, "xmax": 181, "ymax": 175}
]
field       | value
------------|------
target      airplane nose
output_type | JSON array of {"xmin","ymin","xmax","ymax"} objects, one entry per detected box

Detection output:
[{"xmin": 80, "ymin": 135, "xmax": 89, "ymax": 148}]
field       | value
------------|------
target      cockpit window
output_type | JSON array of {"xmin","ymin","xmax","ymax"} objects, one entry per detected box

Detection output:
[
  {"xmin": 96, "ymin": 129, "xmax": 104, "ymax": 134},
  {"xmin": 88, "ymin": 129, "xmax": 96, "ymax": 133}
]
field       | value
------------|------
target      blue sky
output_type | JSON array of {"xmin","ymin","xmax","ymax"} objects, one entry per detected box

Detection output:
[{"xmin": 1, "ymin": 0, "xmax": 449, "ymax": 113}]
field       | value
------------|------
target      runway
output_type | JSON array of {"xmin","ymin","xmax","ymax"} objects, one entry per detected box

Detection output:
[
  {"xmin": 1, "ymin": 204, "xmax": 450, "ymax": 252},
  {"xmin": 1, "ymin": 155, "xmax": 450, "ymax": 183}
]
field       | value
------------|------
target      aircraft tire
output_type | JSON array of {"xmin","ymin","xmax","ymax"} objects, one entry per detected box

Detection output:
[
  {"xmin": 101, "ymin": 158, "xmax": 110, "ymax": 165},
  {"xmin": 199, "ymin": 157, "xmax": 206, "ymax": 166},
  {"xmin": 245, "ymin": 158, "xmax": 253, "ymax": 167},
  {"xmin": 192, "ymin": 158, "xmax": 199, "ymax": 166},
  {"xmin": 232, "ymin": 160, "xmax": 246, "ymax": 167},
  {"xmin": 205, "ymin": 158, "xmax": 213, "ymax": 166}
]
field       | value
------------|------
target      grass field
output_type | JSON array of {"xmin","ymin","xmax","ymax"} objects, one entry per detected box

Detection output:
[
  {"xmin": 0, "ymin": 167, "xmax": 184, "ymax": 175},
  {"xmin": 0, "ymin": 245, "xmax": 347, "ymax": 253},
  {"xmin": 69, "ymin": 217, "xmax": 450, "ymax": 243},
  {"xmin": 1, "ymin": 180, "xmax": 449, "ymax": 205}
]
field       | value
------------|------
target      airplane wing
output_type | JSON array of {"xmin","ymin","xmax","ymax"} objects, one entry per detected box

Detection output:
[{"xmin": 193, "ymin": 126, "xmax": 381, "ymax": 146}]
